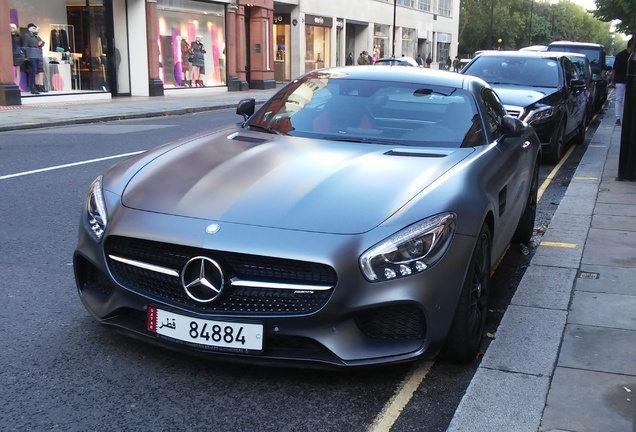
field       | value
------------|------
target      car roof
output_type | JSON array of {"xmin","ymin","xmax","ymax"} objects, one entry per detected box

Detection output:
[
  {"xmin": 306, "ymin": 65, "xmax": 482, "ymax": 89},
  {"xmin": 548, "ymin": 41, "xmax": 604, "ymax": 49},
  {"xmin": 473, "ymin": 50, "xmax": 567, "ymax": 60}
]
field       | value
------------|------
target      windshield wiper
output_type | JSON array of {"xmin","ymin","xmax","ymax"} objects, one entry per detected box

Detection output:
[{"xmin": 246, "ymin": 123, "xmax": 287, "ymax": 135}]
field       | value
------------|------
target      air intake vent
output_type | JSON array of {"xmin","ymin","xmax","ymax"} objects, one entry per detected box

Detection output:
[{"xmin": 229, "ymin": 134, "xmax": 268, "ymax": 144}]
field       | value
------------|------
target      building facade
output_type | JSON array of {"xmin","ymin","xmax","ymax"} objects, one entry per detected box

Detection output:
[{"xmin": 0, "ymin": 0, "xmax": 459, "ymax": 106}]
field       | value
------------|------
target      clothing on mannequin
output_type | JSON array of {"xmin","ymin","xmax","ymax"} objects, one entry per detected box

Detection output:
[
  {"xmin": 22, "ymin": 23, "xmax": 46, "ymax": 94},
  {"xmin": 179, "ymin": 36, "xmax": 191, "ymax": 87},
  {"xmin": 11, "ymin": 24, "xmax": 25, "ymax": 66},
  {"xmin": 190, "ymin": 35, "xmax": 206, "ymax": 87}
]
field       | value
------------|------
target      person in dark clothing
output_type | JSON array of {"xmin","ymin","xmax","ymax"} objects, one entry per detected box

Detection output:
[
  {"xmin": 609, "ymin": 37, "xmax": 633, "ymax": 126},
  {"xmin": 416, "ymin": 54, "xmax": 424, "ymax": 67},
  {"xmin": 346, "ymin": 52, "xmax": 354, "ymax": 66},
  {"xmin": 425, "ymin": 54, "xmax": 432, "ymax": 68}
]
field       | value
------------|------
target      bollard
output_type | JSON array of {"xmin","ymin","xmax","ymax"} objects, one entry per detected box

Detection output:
[{"xmin": 618, "ymin": 37, "xmax": 636, "ymax": 181}]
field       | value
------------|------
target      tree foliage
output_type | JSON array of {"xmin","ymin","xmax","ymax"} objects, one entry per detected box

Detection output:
[
  {"xmin": 593, "ymin": 0, "xmax": 636, "ymax": 35},
  {"xmin": 459, "ymin": 0, "xmax": 614, "ymax": 57}
]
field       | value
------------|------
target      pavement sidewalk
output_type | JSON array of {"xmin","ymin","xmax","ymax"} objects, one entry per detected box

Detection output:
[
  {"xmin": 1, "ymin": 87, "xmax": 634, "ymax": 431},
  {"xmin": 0, "ymin": 86, "xmax": 280, "ymax": 132},
  {"xmin": 449, "ymin": 98, "xmax": 636, "ymax": 432}
]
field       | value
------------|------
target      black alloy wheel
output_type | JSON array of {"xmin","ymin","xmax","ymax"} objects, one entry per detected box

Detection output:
[
  {"xmin": 574, "ymin": 111, "xmax": 587, "ymax": 145},
  {"xmin": 512, "ymin": 162, "xmax": 539, "ymax": 244},
  {"xmin": 547, "ymin": 119, "xmax": 565, "ymax": 164},
  {"xmin": 441, "ymin": 224, "xmax": 492, "ymax": 362}
]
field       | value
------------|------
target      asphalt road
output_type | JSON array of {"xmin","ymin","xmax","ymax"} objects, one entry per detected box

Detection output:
[{"xmin": 0, "ymin": 109, "xmax": 594, "ymax": 431}]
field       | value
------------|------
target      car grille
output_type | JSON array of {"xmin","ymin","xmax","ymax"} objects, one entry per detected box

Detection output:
[
  {"xmin": 104, "ymin": 236, "xmax": 337, "ymax": 315},
  {"xmin": 355, "ymin": 304, "xmax": 427, "ymax": 340}
]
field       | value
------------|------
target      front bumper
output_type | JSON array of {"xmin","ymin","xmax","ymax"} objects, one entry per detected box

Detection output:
[{"xmin": 73, "ymin": 206, "xmax": 475, "ymax": 368}]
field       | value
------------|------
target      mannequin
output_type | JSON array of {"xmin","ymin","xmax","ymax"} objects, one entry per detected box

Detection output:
[
  {"xmin": 190, "ymin": 35, "xmax": 206, "ymax": 87},
  {"xmin": 179, "ymin": 35, "xmax": 191, "ymax": 86},
  {"xmin": 11, "ymin": 24, "xmax": 25, "ymax": 91},
  {"xmin": 21, "ymin": 23, "xmax": 46, "ymax": 94},
  {"xmin": 11, "ymin": 24, "xmax": 23, "ymax": 65}
]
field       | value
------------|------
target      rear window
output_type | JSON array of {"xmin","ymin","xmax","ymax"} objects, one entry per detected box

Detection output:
[{"xmin": 548, "ymin": 45, "xmax": 603, "ymax": 70}]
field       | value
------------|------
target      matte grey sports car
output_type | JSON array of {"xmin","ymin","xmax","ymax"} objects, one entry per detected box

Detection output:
[{"xmin": 74, "ymin": 67, "xmax": 541, "ymax": 368}]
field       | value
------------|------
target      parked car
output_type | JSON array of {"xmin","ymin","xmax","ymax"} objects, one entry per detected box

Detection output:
[
  {"xmin": 462, "ymin": 50, "xmax": 587, "ymax": 164},
  {"xmin": 373, "ymin": 56, "xmax": 419, "ymax": 67},
  {"xmin": 547, "ymin": 41, "xmax": 610, "ymax": 112},
  {"xmin": 561, "ymin": 52, "xmax": 596, "ymax": 125},
  {"xmin": 519, "ymin": 45, "xmax": 548, "ymax": 52},
  {"xmin": 74, "ymin": 67, "xmax": 541, "ymax": 368}
]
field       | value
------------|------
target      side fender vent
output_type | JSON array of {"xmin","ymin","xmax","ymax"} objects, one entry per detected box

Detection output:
[{"xmin": 498, "ymin": 185, "xmax": 507, "ymax": 216}]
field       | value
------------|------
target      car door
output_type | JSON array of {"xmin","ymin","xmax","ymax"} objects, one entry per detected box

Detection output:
[
  {"xmin": 561, "ymin": 57, "xmax": 586, "ymax": 137},
  {"xmin": 480, "ymin": 87, "xmax": 533, "ymax": 253}
]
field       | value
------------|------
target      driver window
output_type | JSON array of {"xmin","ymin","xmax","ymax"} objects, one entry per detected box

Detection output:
[{"xmin": 481, "ymin": 87, "xmax": 506, "ymax": 137}]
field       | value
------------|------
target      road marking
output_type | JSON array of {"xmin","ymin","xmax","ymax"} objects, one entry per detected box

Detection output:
[
  {"xmin": 0, "ymin": 151, "xmax": 144, "ymax": 180},
  {"xmin": 367, "ymin": 360, "xmax": 434, "ymax": 432},
  {"xmin": 573, "ymin": 176, "xmax": 599, "ymax": 181},
  {"xmin": 540, "ymin": 241, "xmax": 578, "ymax": 248},
  {"xmin": 537, "ymin": 144, "xmax": 576, "ymax": 202}
]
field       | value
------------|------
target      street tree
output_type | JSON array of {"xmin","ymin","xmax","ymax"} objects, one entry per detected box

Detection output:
[
  {"xmin": 593, "ymin": 0, "xmax": 636, "ymax": 35},
  {"xmin": 459, "ymin": 0, "xmax": 613, "ymax": 57}
]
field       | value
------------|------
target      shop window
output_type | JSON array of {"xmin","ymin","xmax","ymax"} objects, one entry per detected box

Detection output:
[{"xmin": 156, "ymin": 0, "xmax": 226, "ymax": 88}]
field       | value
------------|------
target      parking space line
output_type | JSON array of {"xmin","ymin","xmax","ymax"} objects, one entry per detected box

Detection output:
[
  {"xmin": 0, "ymin": 151, "xmax": 144, "ymax": 180},
  {"xmin": 367, "ymin": 360, "xmax": 434, "ymax": 432},
  {"xmin": 537, "ymin": 144, "xmax": 576, "ymax": 202},
  {"xmin": 540, "ymin": 241, "xmax": 578, "ymax": 248}
]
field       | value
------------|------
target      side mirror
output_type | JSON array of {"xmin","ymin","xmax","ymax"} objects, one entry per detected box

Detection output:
[
  {"xmin": 501, "ymin": 115, "xmax": 525, "ymax": 138},
  {"xmin": 236, "ymin": 98, "xmax": 256, "ymax": 121}
]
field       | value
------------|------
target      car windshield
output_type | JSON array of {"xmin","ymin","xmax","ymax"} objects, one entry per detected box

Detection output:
[
  {"xmin": 246, "ymin": 73, "xmax": 482, "ymax": 148},
  {"xmin": 465, "ymin": 56, "xmax": 560, "ymax": 88}
]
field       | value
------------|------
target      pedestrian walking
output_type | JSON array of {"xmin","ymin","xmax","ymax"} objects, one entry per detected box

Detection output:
[
  {"xmin": 346, "ymin": 52, "xmax": 354, "ymax": 66},
  {"xmin": 425, "ymin": 54, "xmax": 432, "ymax": 68},
  {"xmin": 446, "ymin": 56, "xmax": 452, "ymax": 70},
  {"xmin": 609, "ymin": 37, "xmax": 633, "ymax": 126},
  {"xmin": 416, "ymin": 54, "xmax": 424, "ymax": 67},
  {"xmin": 453, "ymin": 56, "xmax": 461, "ymax": 72}
]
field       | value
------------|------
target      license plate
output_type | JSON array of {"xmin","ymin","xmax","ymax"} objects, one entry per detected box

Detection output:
[{"xmin": 147, "ymin": 306, "xmax": 263, "ymax": 352}]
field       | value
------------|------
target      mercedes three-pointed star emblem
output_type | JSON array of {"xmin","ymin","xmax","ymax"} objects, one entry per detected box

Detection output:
[{"xmin": 180, "ymin": 256, "xmax": 225, "ymax": 303}]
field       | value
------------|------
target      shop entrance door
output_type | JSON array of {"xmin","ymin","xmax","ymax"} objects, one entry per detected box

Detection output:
[{"xmin": 67, "ymin": 0, "xmax": 114, "ymax": 92}]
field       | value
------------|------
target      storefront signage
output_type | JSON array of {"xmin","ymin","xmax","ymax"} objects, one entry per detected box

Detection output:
[
  {"xmin": 305, "ymin": 14, "xmax": 333, "ymax": 28},
  {"xmin": 274, "ymin": 14, "xmax": 291, "ymax": 25}
]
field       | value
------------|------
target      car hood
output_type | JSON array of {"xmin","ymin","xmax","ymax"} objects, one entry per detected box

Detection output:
[
  {"xmin": 121, "ymin": 131, "xmax": 474, "ymax": 234},
  {"xmin": 490, "ymin": 85, "xmax": 558, "ymax": 108}
]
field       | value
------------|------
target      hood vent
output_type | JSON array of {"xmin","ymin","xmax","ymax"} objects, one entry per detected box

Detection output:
[{"xmin": 228, "ymin": 133, "xmax": 268, "ymax": 144}]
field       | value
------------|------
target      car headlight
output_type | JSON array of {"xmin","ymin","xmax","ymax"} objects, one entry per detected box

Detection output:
[
  {"xmin": 85, "ymin": 175, "xmax": 108, "ymax": 242},
  {"xmin": 523, "ymin": 106, "xmax": 556, "ymax": 124},
  {"xmin": 360, "ymin": 213, "xmax": 456, "ymax": 282}
]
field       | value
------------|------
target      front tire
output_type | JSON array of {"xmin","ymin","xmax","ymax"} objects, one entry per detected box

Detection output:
[
  {"xmin": 546, "ymin": 118, "xmax": 565, "ymax": 164},
  {"xmin": 573, "ymin": 111, "xmax": 587, "ymax": 145},
  {"xmin": 512, "ymin": 163, "xmax": 539, "ymax": 244},
  {"xmin": 441, "ymin": 224, "xmax": 492, "ymax": 362}
]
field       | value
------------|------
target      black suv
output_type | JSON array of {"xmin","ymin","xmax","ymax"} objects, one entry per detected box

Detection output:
[
  {"xmin": 547, "ymin": 41, "xmax": 609, "ymax": 112},
  {"xmin": 462, "ymin": 51, "xmax": 587, "ymax": 164}
]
